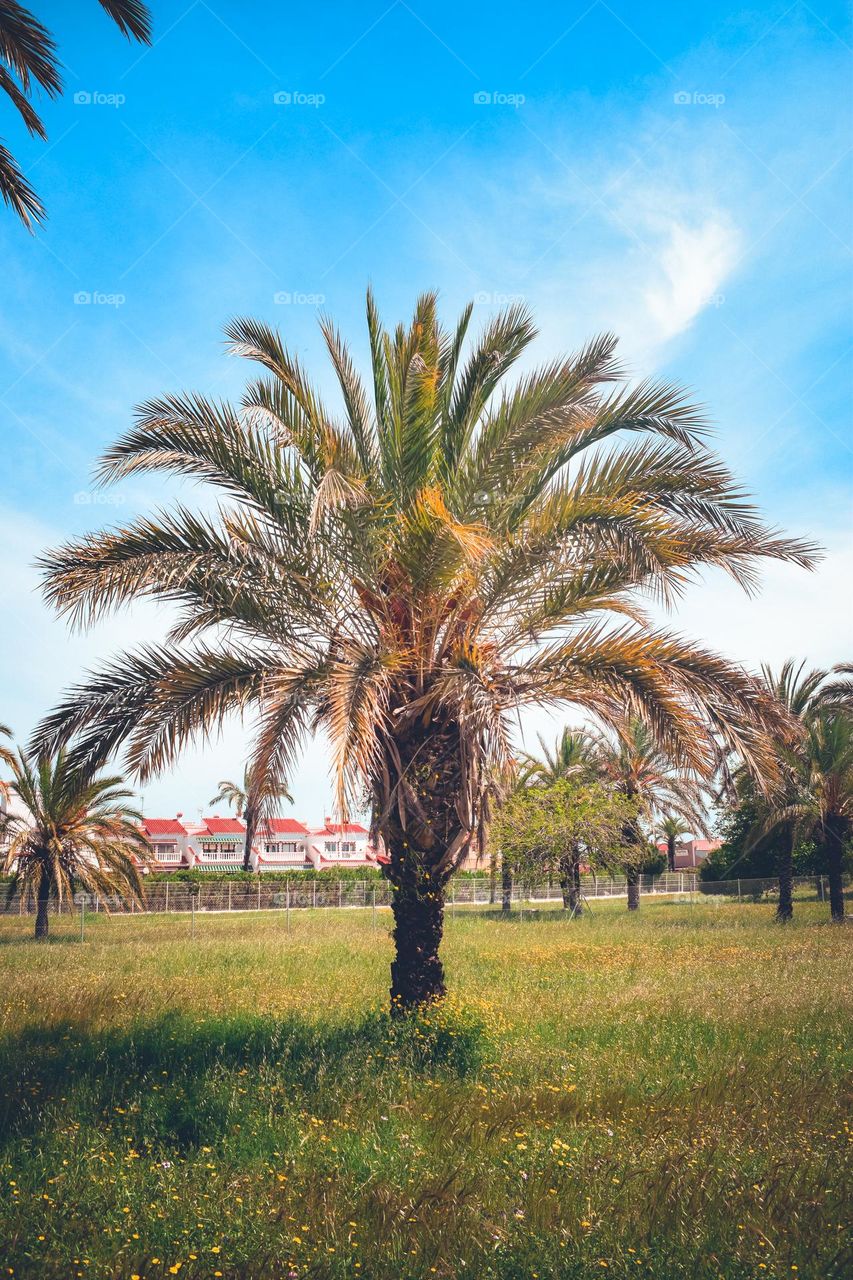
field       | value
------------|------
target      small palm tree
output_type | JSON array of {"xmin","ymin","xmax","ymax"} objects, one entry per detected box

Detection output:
[
  {"xmin": 593, "ymin": 720, "xmax": 709, "ymax": 908},
  {"xmin": 0, "ymin": 751, "xmax": 149, "ymax": 939},
  {"xmin": 209, "ymin": 766, "xmax": 293, "ymax": 870},
  {"xmin": 35, "ymin": 295, "xmax": 814, "ymax": 1008},
  {"xmin": 1, "ymin": 1, "xmax": 151, "ymax": 228},
  {"xmin": 659, "ymin": 814, "xmax": 692, "ymax": 872}
]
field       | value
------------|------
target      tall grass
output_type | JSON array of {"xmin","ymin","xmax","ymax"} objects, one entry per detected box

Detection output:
[{"xmin": 0, "ymin": 899, "xmax": 850, "ymax": 1278}]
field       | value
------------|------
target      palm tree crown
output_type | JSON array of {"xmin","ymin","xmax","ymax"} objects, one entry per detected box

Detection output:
[
  {"xmin": 35, "ymin": 294, "xmax": 816, "ymax": 1003},
  {"xmin": 1, "ymin": 750, "xmax": 150, "ymax": 938},
  {"xmin": 1, "ymin": 1, "xmax": 151, "ymax": 228}
]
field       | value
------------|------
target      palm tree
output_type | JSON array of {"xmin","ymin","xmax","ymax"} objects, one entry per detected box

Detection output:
[
  {"xmin": 0, "ymin": 722, "xmax": 14, "ymax": 803},
  {"xmin": 659, "ymin": 814, "xmax": 692, "ymax": 872},
  {"xmin": 34, "ymin": 295, "xmax": 815, "ymax": 1008},
  {"xmin": 1, "ymin": 750, "xmax": 149, "ymax": 939},
  {"xmin": 209, "ymin": 766, "xmax": 293, "ymax": 870},
  {"xmin": 1, "ymin": 1, "xmax": 152, "ymax": 228},
  {"xmin": 801, "ymin": 712, "xmax": 852, "ymax": 922},
  {"xmin": 754, "ymin": 660, "xmax": 851, "ymax": 921},
  {"xmin": 592, "ymin": 719, "xmax": 710, "ymax": 908},
  {"xmin": 519, "ymin": 727, "xmax": 597, "ymax": 786}
]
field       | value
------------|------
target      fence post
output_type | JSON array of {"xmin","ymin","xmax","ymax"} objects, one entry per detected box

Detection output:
[
  {"xmin": 819, "ymin": 876, "xmax": 825, "ymax": 902},
  {"xmin": 313, "ymin": 881, "xmax": 317, "ymax": 910},
  {"xmin": 737, "ymin": 878, "xmax": 741, "ymax": 902},
  {"xmin": 80, "ymin": 897, "xmax": 85, "ymax": 943},
  {"xmin": 228, "ymin": 881, "xmax": 232, "ymax": 912},
  {"xmin": 451, "ymin": 882, "xmax": 456, "ymax": 919},
  {"xmin": 286, "ymin": 883, "xmax": 290, "ymax": 932},
  {"xmin": 165, "ymin": 882, "xmax": 170, "ymax": 913},
  {"xmin": 191, "ymin": 893, "xmax": 195, "ymax": 939},
  {"xmin": 338, "ymin": 880, "xmax": 342, "ymax": 909},
  {"xmin": 257, "ymin": 879, "xmax": 261, "ymax": 910},
  {"xmin": 372, "ymin": 886, "xmax": 376, "ymax": 929}
]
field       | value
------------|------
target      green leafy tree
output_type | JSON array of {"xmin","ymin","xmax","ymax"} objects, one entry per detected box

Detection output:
[
  {"xmin": 0, "ymin": 750, "xmax": 149, "ymax": 939},
  {"xmin": 0, "ymin": 1, "xmax": 152, "ymax": 228},
  {"xmin": 34, "ymin": 295, "xmax": 814, "ymax": 1009},
  {"xmin": 494, "ymin": 777, "xmax": 634, "ymax": 915}
]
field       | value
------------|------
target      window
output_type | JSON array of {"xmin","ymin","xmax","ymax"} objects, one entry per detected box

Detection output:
[
  {"xmin": 324, "ymin": 841, "xmax": 338, "ymax": 854},
  {"xmin": 265, "ymin": 841, "xmax": 301, "ymax": 854},
  {"xmin": 200, "ymin": 840, "xmax": 239, "ymax": 855},
  {"xmin": 340, "ymin": 841, "xmax": 356, "ymax": 854}
]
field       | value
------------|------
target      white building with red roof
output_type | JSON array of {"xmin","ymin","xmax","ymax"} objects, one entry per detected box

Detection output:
[{"xmin": 137, "ymin": 812, "xmax": 379, "ymax": 873}]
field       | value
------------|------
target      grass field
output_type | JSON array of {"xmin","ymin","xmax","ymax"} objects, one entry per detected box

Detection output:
[{"xmin": 0, "ymin": 898, "xmax": 850, "ymax": 1279}]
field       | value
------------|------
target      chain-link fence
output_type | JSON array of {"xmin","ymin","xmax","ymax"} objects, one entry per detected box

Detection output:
[{"xmin": 1, "ymin": 872, "xmax": 847, "ymax": 919}]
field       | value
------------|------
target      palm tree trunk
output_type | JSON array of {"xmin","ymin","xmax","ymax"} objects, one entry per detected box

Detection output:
[
  {"xmin": 559, "ymin": 851, "xmax": 582, "ymax": 913},
  {"xmin": 501, "ymin": 861, "xmax": 513, "ymax": 913},
  {"xmin": 777, "ymin": 824, "xmax": 794, "ymax": 922},
  {"xmin": 35, "ymin": 866, "xmax": 51, "ymax": 941},
  {"xmin": 825, "ymin": 814, "xmax": 846, "ymax": 923},
  {"xmin": 389, "ymin": 882, "xmax": 446, "ymax": 1012},
  {"xmin": 667, "ymin": 834, "xmax": 676, "ymax": 872},
  {"xmin": 626, "ymin": 867, "xmax": 640, "ymax": 911},
  {"xmin": 242, "ymin": 802, "xmax": 256, "ymax": 872}
]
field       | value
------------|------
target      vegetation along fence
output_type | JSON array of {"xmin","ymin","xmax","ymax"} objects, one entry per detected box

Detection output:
[{"xmin": 2, "ymin": 873, "xmax": 847, "ymax": 917}]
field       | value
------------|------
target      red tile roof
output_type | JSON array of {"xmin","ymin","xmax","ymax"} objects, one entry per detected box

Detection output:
[
  {"xmin": 202, "ymin": 817, "xmax": 246, "ymax": 834},
  {"xmin": 257, "ymin": 817, "xmax": 310, "ymax": 836},
  {"xmin": 142, "ymin": 818, "xmax": 187, "ymax": 837}
]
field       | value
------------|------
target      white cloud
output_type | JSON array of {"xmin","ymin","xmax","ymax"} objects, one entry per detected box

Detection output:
[{"xmin": 642, "ymin": 216, "xmax": 738, "ymax": 346}]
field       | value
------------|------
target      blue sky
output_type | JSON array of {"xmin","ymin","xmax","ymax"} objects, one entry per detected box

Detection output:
[{"xmin": 1, "ymin": 0, "xmax": 851, "ymax": 820}]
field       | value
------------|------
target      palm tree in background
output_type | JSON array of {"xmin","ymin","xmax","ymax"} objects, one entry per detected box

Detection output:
[
  {"xmin": 0, "ymin": 1, "xmax": 152, "ymax": 228},
  {"xmin": 519, "ymin": 727, "xmax": 597, "ymax": 786},
  {"xmin": 34, "ymin": 293, "xmax": 815, "ymax": 1009},
  {"xmin": 592, "ymin": 719, "xmax": 710, "ymax": 908},
  {"xmin": 1, "ymin": 750, "xmax": 149, "ymax": 939},
  {"xmin": 0, "ymin": 723, "xmax": 14, "ymax": 802},
  {"xmin": 753, "ymin": 660, "xmax": 852, "ymax": 921},
  {"xmin": 209, "ymin": 766, "xmax": 293, "ymax": 870},
  {"xmin": 659, "ymin": 814, "xmax": 692, "ymax": 872}
]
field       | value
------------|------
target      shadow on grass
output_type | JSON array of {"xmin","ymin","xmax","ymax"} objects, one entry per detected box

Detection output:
[{"xmin": 0, "ymin": 1004, "xmax": 488, "ymax": 1155}]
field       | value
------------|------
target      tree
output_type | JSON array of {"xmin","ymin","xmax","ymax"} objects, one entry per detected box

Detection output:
[
  {"xmin": 751, "ymin": 660, "xmax": 852, "ymax": 921},
  {"xmin": 493, "ymin": 777, "xmax": 634, "ymax": 915},
  {"xmin": 519, "ymin": 727, "xmax": 597, "ymax": 786},
  {"xmin": 34, "ymin": 294, "xmax": 815, "ymax": 1009},
  {"xmin": 0, "ymin": 750, "xmax": 149, "ymax": 939},
  {"xmin": 592, "ymin": 719, "xmax": 709, "ymax": 908},
  {"xmin": 209, "ymin": 766, "xmax": 293, "ymax": 870},
  {"xmin": 659, "ymin": 814, "xmax": 691, "ymax": 871},
  {"xmin": 1, "ymin": 1, "xmax": 152, "ymax": 228},
  {"xmin": 0, "ymin": 722, "xmax": 14, "ymax": 803}
]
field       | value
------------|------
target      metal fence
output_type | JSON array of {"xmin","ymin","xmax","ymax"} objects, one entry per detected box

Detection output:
[{"xmin": 2, "ymin": 872, "xmax": 846, "ymax": 918}]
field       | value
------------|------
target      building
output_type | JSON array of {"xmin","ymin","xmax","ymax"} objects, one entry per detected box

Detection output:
[
  {"xmin": 656, "ymin": 837, "xmax": 721, "ymax": 869},
  {"xmin": 137, "ymin": 813, "xmax": 379, "ymax": 872}
]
